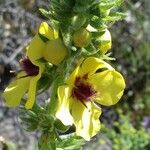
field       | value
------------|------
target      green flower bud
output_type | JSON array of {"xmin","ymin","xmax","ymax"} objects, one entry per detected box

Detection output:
[
  {"xmin": 97, "ymin": 29, "xmax": 112, "ymax": 54},
  {"xmin": 73, "ymin": 28, "xmax": 92, "ymax": 48}
]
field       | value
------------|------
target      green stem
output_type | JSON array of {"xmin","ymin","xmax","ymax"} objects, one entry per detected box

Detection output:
[
  {"xmin": 46, "ymin": 77, "xmax": 60, "ymax": 115},
  {"xmin": 38, "ymin": 132, "xmax": 56, "ymax": 150}
]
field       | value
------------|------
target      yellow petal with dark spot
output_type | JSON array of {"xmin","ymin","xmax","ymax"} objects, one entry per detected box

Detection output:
[{"xmin": 25, "ymin": 63, "xmax": 44, "ymax": 109}]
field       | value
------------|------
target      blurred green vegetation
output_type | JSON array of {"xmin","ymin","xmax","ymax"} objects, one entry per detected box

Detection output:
[
  {"xmin": 105, "ymin": 111, "xmax": 150, "ymax": 150},
  {"xmin": 112, "ymin": 0, "xmax": 150, "ymax": 120},
  {"xmin": 85, "ymin": 112, "xmax": 150, "ymax": 150}
]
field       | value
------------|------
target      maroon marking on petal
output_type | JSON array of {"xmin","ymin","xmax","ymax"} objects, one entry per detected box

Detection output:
[
  {"xmin": 20, "ymin": 57, "xmax": 39, "ymax": 76},
  {"xmin": 71, "ymin": 74, "xmax": 96, "ymax": 107},
  {"xmin": 83, "ymin": 73, "xmax": 88, "ymax": 79}
]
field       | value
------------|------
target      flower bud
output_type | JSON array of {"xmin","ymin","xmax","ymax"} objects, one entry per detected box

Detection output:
[
  {"xmin": 97, "ymin": 29, "xmax": 112, "ymax": 54},
  {"xmin": 73, "ymin": 28, "xmax": 92, "ymax": 48},
  {"xmin": 43, "ymin": 38, "xmax": 68, "ymax": 65},
  {"xmin": 39, "ymin": 22, "xmax": 58, "ymax": 40}
]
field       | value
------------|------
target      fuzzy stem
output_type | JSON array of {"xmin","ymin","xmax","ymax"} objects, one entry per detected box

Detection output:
[{"xmin": 46, "ymin": 77, "xmax": 60, "ymax": 115}]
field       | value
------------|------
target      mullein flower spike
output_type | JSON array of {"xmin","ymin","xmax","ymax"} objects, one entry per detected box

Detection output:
[
  {"xmin": 2, "ymin": 0, "xmax": 126, "ymax": 148},
  {"xmin": 3, "ymin": 22, "xmax": 65, "ymax": 109},
  {"xmin": 56, "ymin": 57, "xmax": 125, "ymax": 140}
]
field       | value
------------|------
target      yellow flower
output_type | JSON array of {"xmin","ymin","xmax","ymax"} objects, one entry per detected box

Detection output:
[
  {"xmin": 27, "ymin": 21, "xmax": 67, "ymax": 65},
  {"xmin": 27, "ymin": 22, "xmax": 67, "ymax": 65},
  {"xmin": 3, "ymin": 57, "xmax": 44, "ymax": 109},
  {"xmin": 26, "ymin": 21, "xmax": 57, "ymax": 64},
  {"xmin": 2, "ymin": 21, "xmax": 54, "ymax": 109},
  {"xmin": 3, "ymin": 21, "xmax": 67, "ymax": 109},
  {"xmin": 56, "ymin": 57, "xmax": 125, "ymax": 140}
]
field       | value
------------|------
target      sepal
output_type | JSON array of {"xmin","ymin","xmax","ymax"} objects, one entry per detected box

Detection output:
[{"xmin": 54, "ymin": 119, "xmax": 70, "ymax": 133}]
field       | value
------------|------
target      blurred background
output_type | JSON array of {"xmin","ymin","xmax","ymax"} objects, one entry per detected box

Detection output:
[{"xmin": 0, "ymin": 0, "xmax": 150, "ymax": 149}]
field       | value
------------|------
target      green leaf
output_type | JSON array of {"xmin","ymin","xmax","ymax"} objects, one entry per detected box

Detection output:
[
  {"xmin": 54, "ymin": 119, "xmax": 70, "ymax": 133},
  {"xmin": 71, "ymin": 14, "xmax": 87, "ymax": 30},
  {"xmin": 80, "ymin": 43, "xmax": 98, "ymax": 56},
  {"xmin": 38, "ymin": 114, "xmax": 55, "ymax": 131},
  {"xmin": 57, "ymin": 134, "xmax": 85, "ymax": 150},
  {"xmin": 103, "ymin": 12, "xmax": 126, "ymax": 22},
  {"xmin": 38, "ymin": 133, "xmax": 56, "ymax": 150},
  {"xmin": 60, "ymin": 26, "xmax": 73, "ymax": 51},
  {"xmin": 18, "ymin": 108, "xmax": 39, "ymax": 131},
  {"xmin": 37, "ymin": 75, "xmax": 52, "ymax": 93},
  {"xmin": 37, "ymin": 62, "xmax": 54, "ymax": 92},
  {"xmin": 99, "ymin": 2, "xmax": 115, "ymax": 11},
  {"xmin": 39, "ymin": 8, "xmax": 50, "ymax": 19},
  {"xmin": 50, "ymin": 0, "xmax": 74, "ymax": 21},
  {"xmin": 74, "ymin": 0, "xmax": 100, "ymax": 13},
  {"xmin": 90, "ymin": 15, "xmax": 107, "ymax": 29}
]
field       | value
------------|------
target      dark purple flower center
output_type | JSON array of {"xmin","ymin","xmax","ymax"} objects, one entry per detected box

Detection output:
[
  {"xmin": 20, "ymin": 57, "xmax": 39, "ymax": 76},
  {"xmin": 72, "ymin": 74, "xmax": 96, "ymax": 107}
]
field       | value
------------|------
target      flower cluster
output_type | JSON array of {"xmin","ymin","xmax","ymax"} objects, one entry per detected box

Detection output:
[
  {"xmin": 3, "ymin": 0, "xmax": 126, "ymax": 143},
  {"xmin": 3, "ymin": 21, "xmax": 125, "ymax": 140},
  {"xmin": 3, "ymin": 22, "xmax": 67, "ymax": 109}
]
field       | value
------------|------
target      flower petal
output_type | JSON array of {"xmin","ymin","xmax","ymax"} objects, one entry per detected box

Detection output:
[
  {"xmin": 43, "ymin": 38, "xmax": 68, "ymax": 65},
  {"xmin": 56, "ymin": 85, "xmax": 73, "ymax": 126},
  {"xmin": 71, "ymin": 100, "xmax": 101, "ymax": 141},
  {"xmin": 25, "ymin": 64, "xmax": 44, "ymax": 109},
  {"xmin": 90, "ymin": 70, "xmax": 125, "ymax": 106},
  {"xmin": 66, "ymin": 58, "xmax": 84, "ymax": 85},
  {"xmin": 26, "ymin": 34, "xmax": 46, "ymax": 64},
  {"xmin": 66, "ymin": 66, "xmax": 80, "ymax": 86},
  {"xmin": 26, "ymin": 22, "xmax": 57, "ymax": 64},
  {"xmin": 80, "ymin": 57, "xmax": 113, "ymax": 76},
  {"xmin": 38, "ymin": 22, "xmax": 58, "ymax": 40},
  {"xmin": 3, "ymin": 72, "xmax": 30, "ymax": 107}
]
